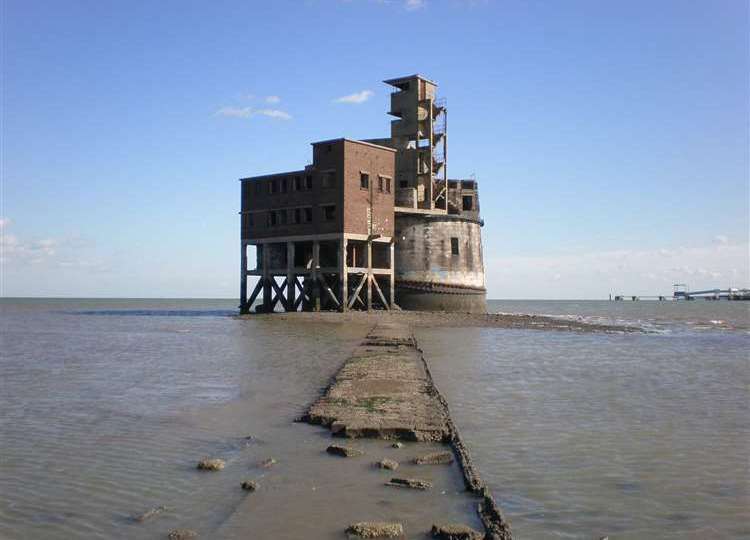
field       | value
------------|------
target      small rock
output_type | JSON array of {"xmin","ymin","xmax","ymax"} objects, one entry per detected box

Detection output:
[
  {"xmin": 167, "ymin": 529, "xmax": 197, "ymax": 540},
  {"xmin": 346, "ymin": 521, "xmax": 404, "ymax": 538},
  {"xmin": 391, "ymin": 442, "xmax": 403, "ymax": 449},
  {"xmin": 196, "ymin": 458, "xmax": 225, "ymax": 471},
  {"xmin": 376, "ymin": 459, "xmax": 399, "ymax": 471},
  {"xmin": 259, "ymin": 458, "xmax": 277, "ymax": 468},
  {"xmin": 327, "ymin": 444, "xmax": 364, "ymax": 458},
  {"xmin": 385, "ymin": 477, "xmax": 432, "ymax": 490},
  {"xmin": 133, "ymin": 505, "xmax": 167, "ymax": 523},
  {"xmin": 241, "ymin": 480, "xmax": 258, "ymax": 491},
  {"xmin": 431, "ymin": 523, "xmax": 483, "ymax": 540},
  {"xmin": 414, "ymin": 451, "xmax": 453, "ymax": 465}
]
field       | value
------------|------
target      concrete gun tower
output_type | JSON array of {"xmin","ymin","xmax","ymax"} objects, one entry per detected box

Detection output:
[
  {"xmin": 239, "ymin": 74, "xmax": 486, "ymax": 314},
  {"xmin": 368, "ymin": 75, "xmax": 486, "ymax": 312}
]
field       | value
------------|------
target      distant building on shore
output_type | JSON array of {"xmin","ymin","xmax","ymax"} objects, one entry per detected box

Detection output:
[{"xmin": 239, "ymin": 74, "xmax": 486, "ymax": 313}]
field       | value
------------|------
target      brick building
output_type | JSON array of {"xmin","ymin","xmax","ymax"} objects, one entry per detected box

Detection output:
[{"xmin": 240, "ymin": 138, "xmax": 397, "ymax": 312}]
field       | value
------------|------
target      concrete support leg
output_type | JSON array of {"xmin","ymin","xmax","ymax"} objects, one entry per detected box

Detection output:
[
  {"xmin": 366, "ymin": 240, "xmax": 372, "ymax": 311},
  {"xmin": 262, "ymin": 244, "xmax": 271, "ymax": 313},
  {"xmin": 286, "ymin": 242, "xmax": 295, "ymax": 312},
  {"xmin": 389, "ymin": 241, "xmax": 395, "ymax": 309},
  {"xmin": 339, "ymin": 237, "xmax": 348, "ymax": 312},
  {"xmin": 312, "ymin": 240, "xmax": 321, "ymax": 312},
  {"xmin": 240, "ymin": 241, "xmax": 248, "ymax": 313}
]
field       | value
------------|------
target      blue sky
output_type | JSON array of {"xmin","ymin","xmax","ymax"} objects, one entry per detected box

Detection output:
[{"xmin": 2, "ymin": 0, "xmax": 748, "ymax": 298}]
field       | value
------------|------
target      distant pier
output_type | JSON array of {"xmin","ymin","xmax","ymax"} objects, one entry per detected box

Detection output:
[{"xmin": 611, "ymin": 284, "xmax": 750, "ymax": 301}]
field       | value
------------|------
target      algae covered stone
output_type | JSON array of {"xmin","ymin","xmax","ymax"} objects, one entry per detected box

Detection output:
[
  {"xmin": 196, "ymin": 458, "xmax": 225, "ymax": 471},
  {"xmin": 431, "ymin": 523, "xmax": 483, "ymax": 540},
  {"xmin": 414, "ymin": 451, "xmax": 454, "ymax": 465},
  {"xmin": 167, "ymin": 528, "xmax": 198, "ymax": 539},
  {"xmin": 346, "ymin": 521, "xmax": 404, "ymax": 538},
  {"xmin": 241, "ymin": 480, "xmax": 258, "ymax": 491},
  {"xmin": 376, "ymin": 458, "xmax": 399, "ymax": 471},
  {"xmin": 385, "ymin": 477, "xmax": 432, "ymax": 490},
  {"xmin": 327, "ymin": 444, "xmax": 364, "ymax": 457}
]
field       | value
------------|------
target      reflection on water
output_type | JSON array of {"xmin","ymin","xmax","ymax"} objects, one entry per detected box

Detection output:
[{"xmin": 419, "ymin": 324, "xmax": 750, "ymax": 539}]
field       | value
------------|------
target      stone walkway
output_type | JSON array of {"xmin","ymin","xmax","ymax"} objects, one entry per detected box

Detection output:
[{"xmin": 302, "ymin": 323, "xmax": 513, "ymax": 540}]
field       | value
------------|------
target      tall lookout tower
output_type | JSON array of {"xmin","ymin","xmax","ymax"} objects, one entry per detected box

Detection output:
[
  {"xmin": 366, "ymin": 75, "xmax": 486, "ymax": 312},
  {"xmin": 239, "ymin": 74, "xmax": 486, "ymax": 314}
]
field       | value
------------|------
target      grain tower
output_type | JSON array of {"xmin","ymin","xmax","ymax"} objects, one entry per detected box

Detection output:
[{"xmin": 239, "ymin": 74, "xmax": 486, "ymax": 313}]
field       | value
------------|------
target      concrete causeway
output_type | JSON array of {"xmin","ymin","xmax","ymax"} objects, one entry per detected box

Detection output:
[{"xmin": 303, "ymin": 322, "xmax": 513, "ymax": 540}]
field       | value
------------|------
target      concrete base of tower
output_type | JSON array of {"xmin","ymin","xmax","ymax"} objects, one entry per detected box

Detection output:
[{"xmin": 395, "ymin": 286, "xmax": 487, "ymax": 313}]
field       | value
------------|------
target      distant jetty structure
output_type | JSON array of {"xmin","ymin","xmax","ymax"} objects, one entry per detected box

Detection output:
[
  {"xmin": 611, "ymin": 284, "xmax": 750, "ymax": 301},
  {"xmin": 239, "ymin": 74, "xmax": 486, "ymax": 313}
]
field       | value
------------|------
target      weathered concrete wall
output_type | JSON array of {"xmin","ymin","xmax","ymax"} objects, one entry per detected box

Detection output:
[{"xmin": 394, "ymin": 214, "xmax": 486, "ymax": 313}]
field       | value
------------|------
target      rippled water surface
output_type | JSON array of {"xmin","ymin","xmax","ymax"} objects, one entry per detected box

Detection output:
[
  {"xmin": 1, "ymin": 298, "xmax": 748, "ymax": 539},
  {"xmin": 423, "ymin": 300, "xmax": 750, "ymax": 539}
]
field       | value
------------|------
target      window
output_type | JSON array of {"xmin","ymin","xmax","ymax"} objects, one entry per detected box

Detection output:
[
  {"xmin": 360, "ymin": 173, "xmax": 369, "ymax": 190},
  {"xmin": 305, "ymin": 175, "xmax": 313, "ymax": 190},
  {"xmin": 303, "ymin": 207, "xmax": 313, "ymax": 223},
  {"xmin": 269, "ymin": 211, "xmax": 277, "ymax": 227},
  {"xmin": 322, "ymin": 172, "xmax": 336, "ymax": 189},
  {"xmin": 294, "ymin": 176, "xmax": 302, "ymax": 191},
  {"xmin": 281, "ymin": 178, "xmax": 288, "ymax": 193},
  {"xmin": 462, "ymin": 196, "xmax": 473, "ymax": 211},
  {"xmin": 399, "ymin": 180, "xmax": 408, "ymax": 188},
  {"xmin": 378, "ymin": 176, "xmax": 384, "ymax": 192},
  {"xmin": 323, "ymin": 205, "xmax": 336, "ymax": 221},
  {"xmin": 385, "ymin": 178, "xmax": 391, "ymax": 193},
  {"xmin": 293, "ymin": 208, "xmax": 301, "ymax": 224},
  {"xmin": 450, "ymin": 237, "xmax": 459, "ymax": 256},
  {"xmin": 448, "ymin": 181, "xmax": 458, "ymax": 189},
  {"xmin": 248, "ymin": 213, "xmax": 254, "ymax": 227},
  {"xmin": 270, "ymin": 179, "xmax": 278, "ymax": 194},
  {"xmin": 279, "ymin": 209, "xmax": 287, "ymax": 225},
  {"xmin": 254, "ymin": 182, "xmax": 263, "ymax": 194}
]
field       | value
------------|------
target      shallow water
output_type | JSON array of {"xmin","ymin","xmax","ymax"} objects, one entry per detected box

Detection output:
[
  {"xmin": 0, "ymin": 299, "xmax": 477, "ymax": 539},
  {"xmin": 1, "ymin": 298, "xmax": 748, "ymax": 539},
  {"xmin": 423, "ymin": 300, "xmax": 750, "ymax": 539}
]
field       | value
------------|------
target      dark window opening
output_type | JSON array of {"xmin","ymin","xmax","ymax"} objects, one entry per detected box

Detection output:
[
  {"xmin": 462, "ymin": 196, "xmax": 473, "ymax": 211},
  {"xmin": 279, "ymin": 210, "xmax": 287, "ymax": 225},
  {"xmin": 254, "ymin": 182, "xmax": 262, "ymax": 194},
  {"xmin": 323, "ymin": 205, "xmax": 336, "ymax": 221},
  {"xmin": 399, "ymin": 180, "xmax": 408, "ymax": 188},
  {"xmin": 448, "ymin": 181, "xmax": 458, "ymax": 189},
  {"xmin": 269, "ymin": 211, "xmax": 277, "ymax": 227},
  {"xmin": 326, "ymin": 144, "xmax": 332, "ymax": 153},
  {"xmin": 360, "ymin": 173, "xmax": 369, "ymax": 190},
  {"xmin": 248, "ymin": 213, "xmax": 254, "ymax": 227},
  {"xmin": 322, "ymin": 172, "xmax": 336, "ymax": 189},
  {"xmin": 385, "ymin": 178, "xmax": 391, "ymax": 193},
  {"xmin": 450, "ymin": 237, "xmax": 459, "ymax": 256},
  {"xmin": 293, "ymin": 208, "xmax": 301, "ymax": 224},
  {"xmin": 303, "ymin": 207, "xmax": 313, "ymax": 223},
  {"xmin": 305, "ymin": 175, "xmax": 313, "ymax": 190},
  {"xmin": 281, "ymin": 178, "xmax": 288, "ymax": 193},
  {"xmin": 270, "ymin": 180, "xmax": 278, "ymax": 194},
  {"xmin": 378, "ymin": 176, "xmax": 384, "ymax": 192},
  {"xmin": 294, "ymin": 176, "xmax": 302, "ymax": 191}
]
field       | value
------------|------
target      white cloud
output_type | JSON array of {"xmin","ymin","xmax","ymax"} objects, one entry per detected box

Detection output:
[
  {"xmin": 215, "ymin": 106, "xmax": 253, "ymax": 118},
  {"xmin": 404, "ymin": 0, "xmax": 426, "ymax": 9},
  {"xmin": 265, "ymin": 95, "xmax": 281, "ymax": 104},
  {"xmin": 215, "ymin": 106, "xmax": 291, "ymax": 120},
  {"xmin": 334, "ymin": 90, "xmax": 374, "ymax": 104},
  {"xmin": 254, "ymin": 108, "xmax": 292, "ymax": 120}
]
